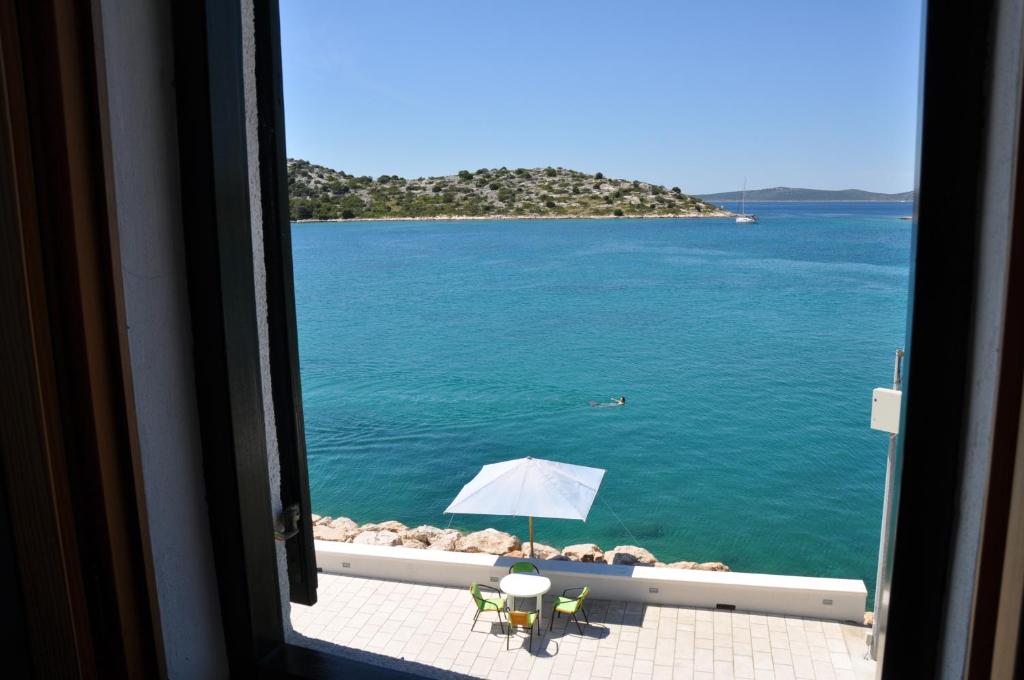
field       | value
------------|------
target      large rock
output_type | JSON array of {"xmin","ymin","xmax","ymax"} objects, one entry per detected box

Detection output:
[
  {"xmin": 602, "ymin": 545, "xmax": 658, "ymax": 566},
  {"xmin": 401, "ymin": 538, "xmax": 428, "ymax": 549},
  {"xmin": 352, "ymin": 530, "xmax": 402, "ymax": 547},
  {"xmin": 562, "ymin": 543, "xmax": 604, "ymax": 562},
  {"xmin": 456, "ymin": 528, "xmax": 521, "ymax": 555},
  {"xmin": 313, "ymin": 515, "xmax": 333, "ymax": 526},
  {"xmin": 312, "ymin": 525, "xmax": 352, "ymax": 542},
  {"xmin": 426, "ymin": 531, "xmax": 461, "ymax": 552},
  {"xmin": 527, "ymin": 543, "xmax": 561, "ymax": 560},
  {"xmin": 547, "ymin": 554, "xmax": 571, "ymax": 561},
  {"xmin": 401, "ymin": 524, "xmax": 464, "ymax": 551},
  {"xmin": 310, "ymin": 513, "xmax": 322, "ymax": 525},
  {"xmin": 328, "ymin": 516, "xmax": 359, "ymax": 532},
  {"xmin": 360, "ymin": 520, "xmax": 408, "ymax": 533},
  {"xmin": 402, "ymin": 525, "xmax": 453, "ymax": 544},
  {"xmin": 662, "ymin": 560, "xmax": 730, "ymax": 571}
]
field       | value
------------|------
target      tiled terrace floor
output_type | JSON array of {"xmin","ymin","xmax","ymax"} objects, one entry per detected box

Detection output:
[{"xmin": 291, "ymin": 573, "xmax": 876, "ymax": 680}]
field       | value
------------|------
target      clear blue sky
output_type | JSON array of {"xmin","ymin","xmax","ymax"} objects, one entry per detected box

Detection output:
[{"xmin": 280, "ymin": 1, "xmax": 922, "ymax": 195}]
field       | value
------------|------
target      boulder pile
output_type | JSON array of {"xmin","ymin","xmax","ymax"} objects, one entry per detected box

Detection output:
[{"xmin": 309, "ymin": 515, "xmax": 730, "ymax": 571}]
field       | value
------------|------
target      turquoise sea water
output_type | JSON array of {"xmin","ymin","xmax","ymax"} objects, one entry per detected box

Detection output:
[{"xmin": 293, "ymin": 202, "xmax": 911, "ymax": 597}]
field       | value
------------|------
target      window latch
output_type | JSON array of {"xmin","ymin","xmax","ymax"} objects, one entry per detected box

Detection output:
[{"xmin": 274, "ymin": 503, "xmax": 301, "ymax": 541}]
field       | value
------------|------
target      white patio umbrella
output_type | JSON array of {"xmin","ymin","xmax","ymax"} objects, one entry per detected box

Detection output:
[{"xmin": 444, "ymin": 457, "xmax": 606, "ymax": 557}]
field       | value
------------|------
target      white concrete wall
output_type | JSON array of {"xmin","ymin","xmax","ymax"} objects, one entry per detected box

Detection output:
[
  {"xmin": 97, "ymin": 0, "xmax": 229, "ymax": 676},
  {"xmin": 238, "ymin": 0, "xmax": 294, "ymax": 635},
  {"xmin": 315, "ymin": 542, "xmax": 867, "ymax": 623}
]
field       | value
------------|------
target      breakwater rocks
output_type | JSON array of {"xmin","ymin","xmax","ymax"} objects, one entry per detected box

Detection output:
[{"xmin": 310, "ymin": 515, "xmax": 730, "ymax": 572}]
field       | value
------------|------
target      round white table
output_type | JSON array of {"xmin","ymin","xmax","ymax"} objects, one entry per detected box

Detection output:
[{"xmin": 499, "ymin": 573, "xmax": 552, "ymax": 630}]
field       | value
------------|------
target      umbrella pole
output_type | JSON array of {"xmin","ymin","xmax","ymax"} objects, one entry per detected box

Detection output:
[{"xmin": 529, "ymin": 516, "xmax": 534, "ymax": 558}]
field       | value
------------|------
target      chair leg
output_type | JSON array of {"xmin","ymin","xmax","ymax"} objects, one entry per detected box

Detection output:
[
  {"xmin": 572, "ymin": 613, "xmax": 583, "ymax": 635},
  {"xmin": 529, "ymin": 624, "xmax": 533, "ymax": 652},
  {"xmin": 580, "ymin": 607, "xmax": 589, "ymax": 625},
  {"xmin": 548, "ymin": 609, "xmax": 556, "ymax": 631}
]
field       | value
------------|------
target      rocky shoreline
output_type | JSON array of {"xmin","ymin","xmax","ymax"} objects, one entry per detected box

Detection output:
[
  {"xmin": 310, "ymin": 515, "xmax": 730, "ymax": 572},
  {"xmin": 293, "ymin": 211, "xmax": 733, "ymax": 223}
]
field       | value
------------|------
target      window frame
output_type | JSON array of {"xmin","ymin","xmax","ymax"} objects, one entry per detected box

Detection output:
[
  {"xmin": 171, "ymin": 0, "xmax": 416, "ymax": 676},
  {"xmin": 253, "ymin": 0, "xmax": 319, "ymax": 609}
]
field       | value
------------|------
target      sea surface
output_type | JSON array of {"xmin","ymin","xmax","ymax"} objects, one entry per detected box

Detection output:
[{"xmin": 293, "ymin": 202, "xmax": 912, "ymax": 599}]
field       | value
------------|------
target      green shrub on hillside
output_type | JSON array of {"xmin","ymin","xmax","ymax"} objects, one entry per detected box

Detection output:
[{"xmin": 286, "ymin": 159, "xmax": 717, "ymax": 220}]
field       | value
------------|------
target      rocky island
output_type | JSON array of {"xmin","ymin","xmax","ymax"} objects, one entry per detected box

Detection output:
[
  {"xmin": 310, "ymin": 515, "xmax": 730, "ymax": 572},
  {"xmin": 288, "ymin": 159, "xmax": 730, "ymax": 221}
]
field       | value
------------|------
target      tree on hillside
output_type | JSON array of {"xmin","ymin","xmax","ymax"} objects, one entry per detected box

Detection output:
[{"xmin": 595, "ymin": 172, "xmax": 604, "ymax": 179}]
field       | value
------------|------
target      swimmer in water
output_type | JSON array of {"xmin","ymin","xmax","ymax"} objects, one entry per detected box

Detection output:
[
  {"xmin": 615, "ymin": 396, "xmax": 626, "ymax": 405},
  {"xmin": 590, "ymin": 396, "xmax": 627, "ymax": 407}
]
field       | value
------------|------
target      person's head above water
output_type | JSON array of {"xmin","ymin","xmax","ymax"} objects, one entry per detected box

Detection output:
[{"xmin": 619, "ymin": 396, "xmax": 626, "ymax": 404}]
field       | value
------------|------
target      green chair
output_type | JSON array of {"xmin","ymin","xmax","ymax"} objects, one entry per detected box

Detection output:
[
  {"xmin": 508, "ymin": 561, "xmax": 540, "ymax": 575},
  {"xmin": 506, "ymin": 562, "xmax": 540, "ymax": 609},
  {"xmin": 549, "ymin": 586, "xmax": 590, "ymax": 634},
  {"xmin": 506, "ymin": 609, "xmax": 539, "ymax": 651},
  {"xmin": 469, "ymin": 583, "xmax": 506, "ymax": 633}
]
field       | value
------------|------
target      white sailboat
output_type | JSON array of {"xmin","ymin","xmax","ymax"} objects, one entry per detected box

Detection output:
[{"xmin": 735, "ymin": 179, "xmax": 758, "ymax": 224}]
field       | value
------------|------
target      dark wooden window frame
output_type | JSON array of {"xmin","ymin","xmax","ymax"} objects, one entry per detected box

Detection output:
[
  {"xmin": 171, "ymin": 0, "xmax": 415, "ymax": 676},
  {"xmin": 0, "ymin": 0, "xmax": 162, "ymax": 676},
  {"xmin": 169, "ymin": 0, "xmax": 1024, "ymax": 678}
]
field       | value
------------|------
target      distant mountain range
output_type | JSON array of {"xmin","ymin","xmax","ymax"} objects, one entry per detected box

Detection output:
[{"xmin": 698, "ymin": 187, "xmax": 915, "ymax": 202}]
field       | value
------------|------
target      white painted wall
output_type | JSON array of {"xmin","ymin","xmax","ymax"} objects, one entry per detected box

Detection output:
[
  {"xmin": 239, "ymin": 0, "xmax": 294, "ymax": 635},
  {"xmin": 97, "ymin": 1, "xmax": 229, "ymax": 676},
  {"xmin": 315, "ymin": 542, "xmax": 867, "ymax": 624}
]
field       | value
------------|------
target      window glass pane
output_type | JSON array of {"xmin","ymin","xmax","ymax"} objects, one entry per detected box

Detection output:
[{"xmin": 279, "ymin": 3, "xmax": 922, "ymax": 675}]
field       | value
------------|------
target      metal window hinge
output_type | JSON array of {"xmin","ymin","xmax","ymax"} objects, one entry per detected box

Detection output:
[{"xmin": 274, "ymin": 503, "xmax": 301, "ymax": 541}]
